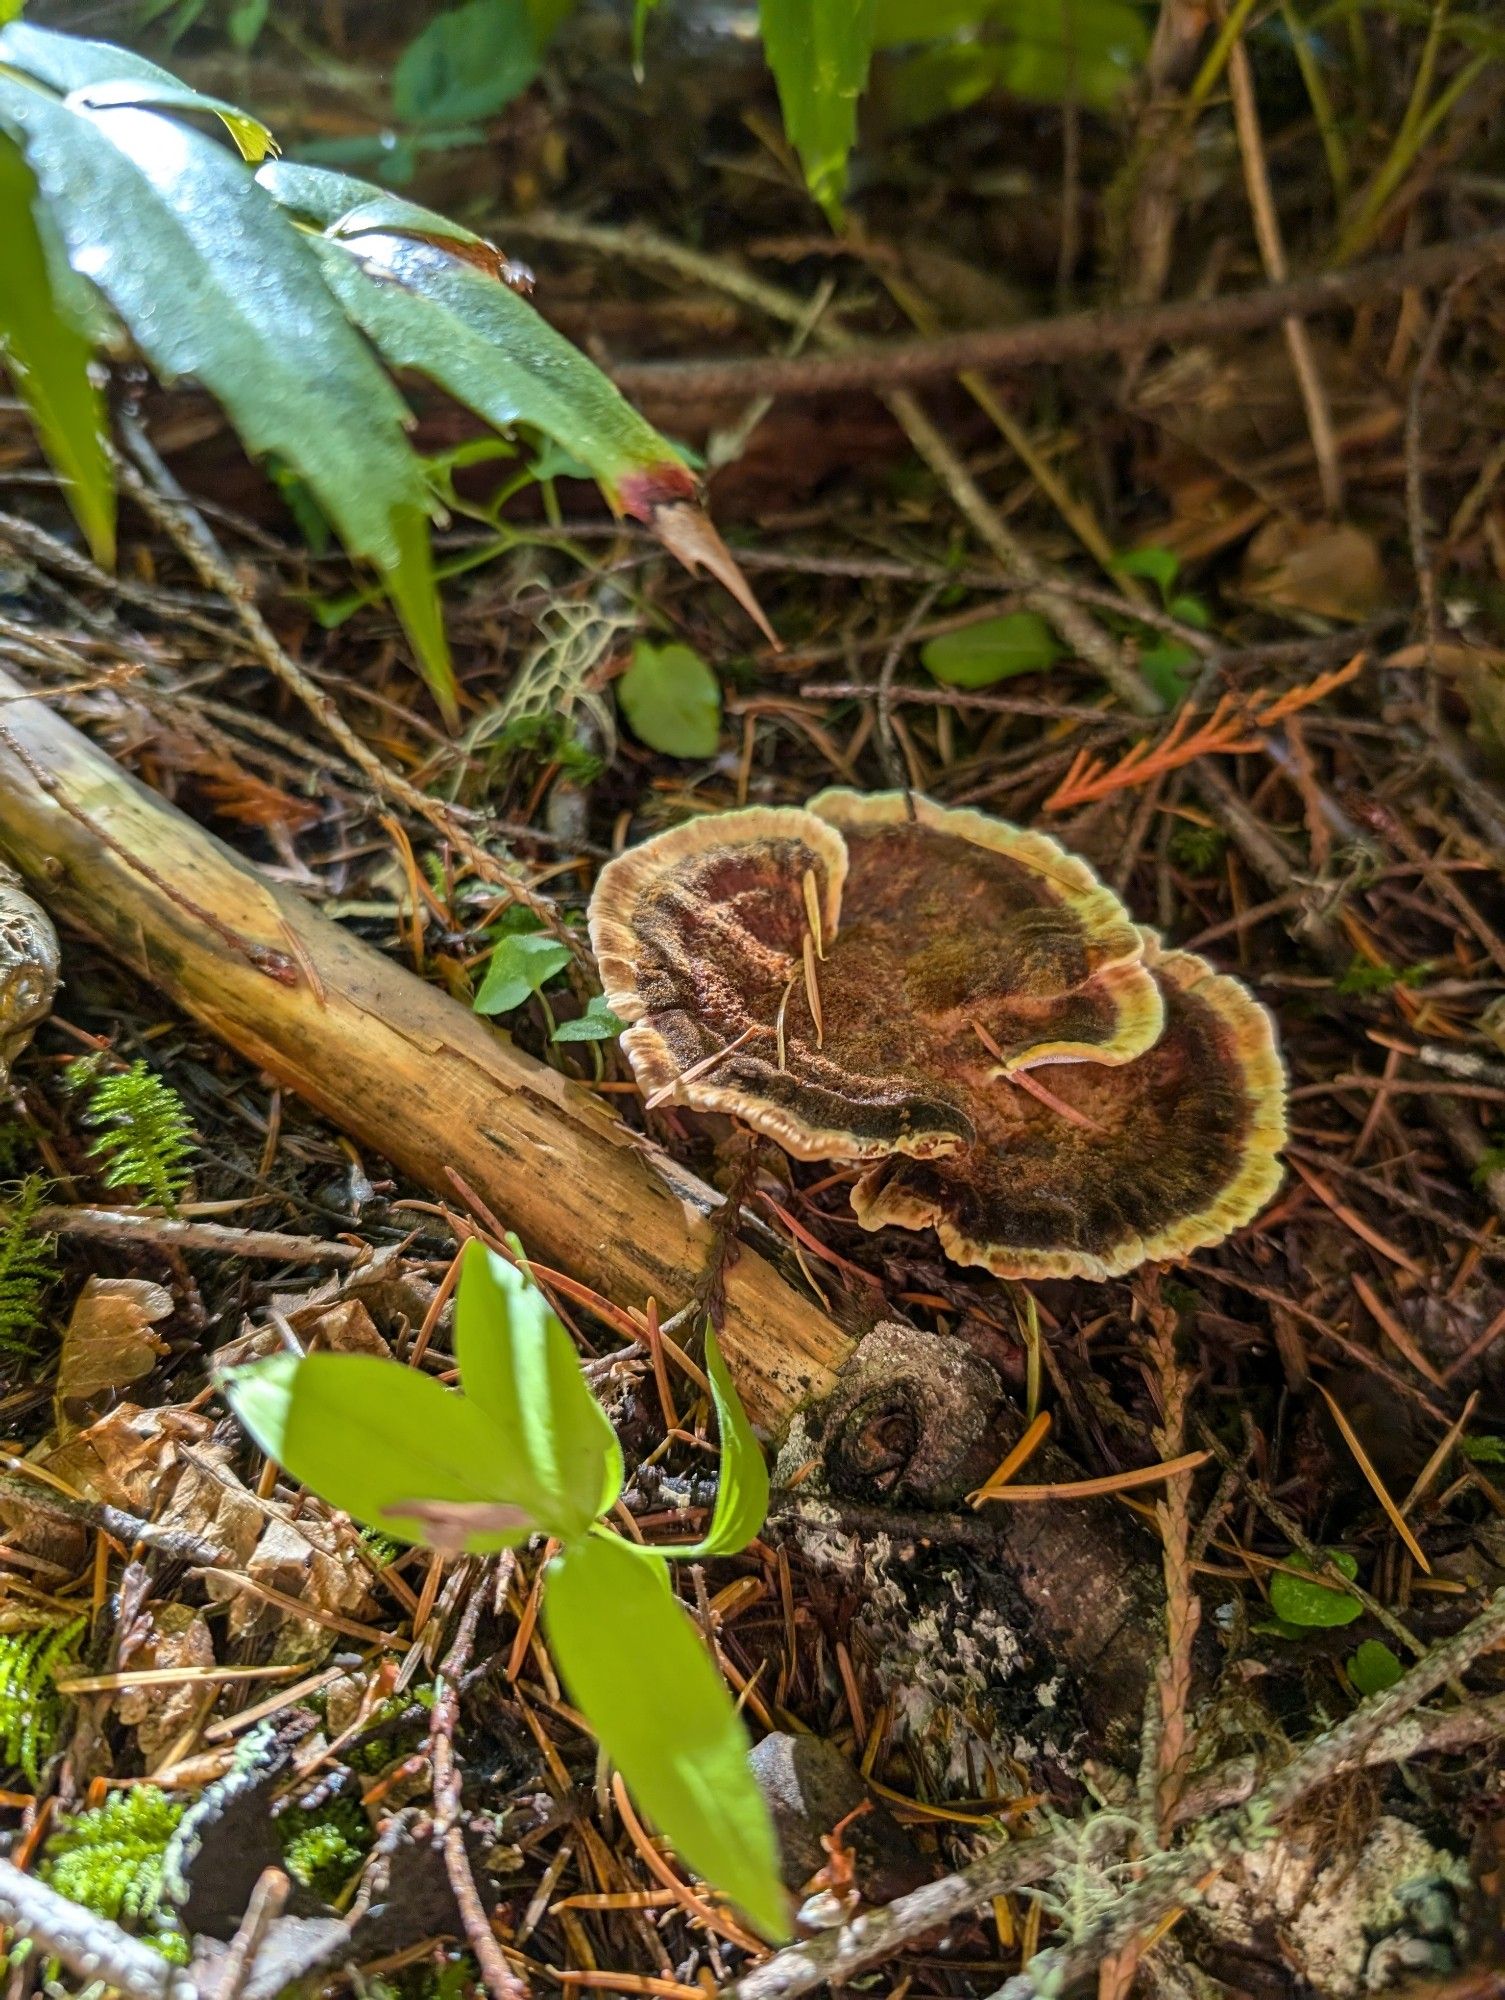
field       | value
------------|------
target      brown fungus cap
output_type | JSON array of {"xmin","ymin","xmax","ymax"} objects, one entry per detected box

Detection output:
[
  {"xmin": 850, "ymin": 933, "xmax": 1287, "ymax": 1281},
  {"xmin": 588, "ymin": 793, "xmax": 1163, "ymax": 1163}
]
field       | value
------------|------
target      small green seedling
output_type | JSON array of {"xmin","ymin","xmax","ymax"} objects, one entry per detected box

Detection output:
[
  {"xmin": 1268, "ymin": 1549, "xmax": 1363, "ymax": 1629},
  {"xmin": 221, "ymin": 1239, "xmax": 788, "ymax": 1942}
]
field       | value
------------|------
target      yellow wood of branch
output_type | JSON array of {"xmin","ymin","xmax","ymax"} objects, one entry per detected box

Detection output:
[{"xmin": 0, "ymin": 670, "xmax": 855, "ymax": 1429}]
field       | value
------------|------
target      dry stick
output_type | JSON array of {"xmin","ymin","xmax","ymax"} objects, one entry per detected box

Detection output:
[
  {"xmin": 0, "ymin": 1857, "xmax": 199, "ymax": 2000},
  {"xmin": 722, "ymin": 1588, "xmax": 1505, "ymax": 2000},
  {"xmin": 1226, "ymin": 28, "xmax": 1344, "ymax": 516},
  {"xmin": 29, "ymin": 1206, "xmax": 368, "ymax": 1265},
  {"xmin": 0, "ymin": 1466, "xmax": 231, "ymax": 1568},
  {"xmin": 600, "ymin": 230, "xmax": 1505, "ymax": 401},
  {"xmin": 112, "ymin": 430, "xmax": 575, "ymax": 952},
  {"xmin": 0, "ymin": 666, "xmax": 853, "ymax": 1429},
  {"xmin": 506, "ymin": 214, "xmax": 1157, "ymax": 713},
  {"xmin": 430, "ymin": 1560, "xmax": 529, "ymax": 2000},
  {"xmin": 878, "ymin": 390, "xmax": 1159, "ymax": 717},
  {"xmin": 1404, "ymin": 274, "xmax": 1467, "ymax": 715}
]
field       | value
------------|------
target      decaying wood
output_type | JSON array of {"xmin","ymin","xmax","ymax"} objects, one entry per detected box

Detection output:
[
  {"xmin": 0, "ymin": 855, "xmax": 59, "ymax": 1086},
  {"xmin": 0, "ymin": 669, "xmax": 853, "ymax": 1428}
]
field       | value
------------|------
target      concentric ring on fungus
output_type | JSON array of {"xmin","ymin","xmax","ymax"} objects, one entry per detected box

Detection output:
[{"xmin": 588, "ymin": 795, "xmax": 1285, "ymax": 1276}]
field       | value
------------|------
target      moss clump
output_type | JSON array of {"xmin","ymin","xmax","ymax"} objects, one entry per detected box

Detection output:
[{"xmin": 41, "ymin": 1786, "xmax": 189, "ymax": 1962}]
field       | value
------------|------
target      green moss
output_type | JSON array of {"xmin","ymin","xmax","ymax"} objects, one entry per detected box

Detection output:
[
  {"xmin": 0, "ymin": 1174, "xmax": 57, "ymax": 1355},
  {"xmin": 41, "ymin": 1786, "xmax": 189, "ymax": 1962},
  {"xmin": 278, "ymin": 1795, "xmax": 371, "ymax": 1899}
]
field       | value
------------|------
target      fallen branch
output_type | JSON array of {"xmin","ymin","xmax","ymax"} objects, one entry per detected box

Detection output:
[
  {"xmin": 0, "ymin": 1856, "xmax": 198, "ymax": 2000},
  {"xmin": 722, "ymin": 1588, "xmax": 1505, "ymax": 2000},
  {"xmin": 0, "ymin": 669, "xmax": 855, "ymax": 1430},
  {"xmin": 605, "ymin": 230, "xmax": 1505, "ymax": 401}
]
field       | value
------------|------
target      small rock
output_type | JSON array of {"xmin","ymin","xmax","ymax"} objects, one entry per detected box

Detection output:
[{"xmin": 748, "ymin": 1732, "xmax": 930, "ymax": 1903}]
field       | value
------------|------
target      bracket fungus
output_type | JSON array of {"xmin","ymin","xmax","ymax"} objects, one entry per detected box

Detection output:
[{"xmin": 589, "ymin": 791, "xmax": 1286, "ymax": 1281}]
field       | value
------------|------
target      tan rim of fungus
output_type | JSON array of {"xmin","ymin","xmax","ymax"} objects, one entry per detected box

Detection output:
[
  {"xmin": 806, "ymin": 787, "xmax": 1164, "ymax": 1070},
  {"xmin": 850, "ymin": 934, "xmax": 1287, "ymax": 1281}
]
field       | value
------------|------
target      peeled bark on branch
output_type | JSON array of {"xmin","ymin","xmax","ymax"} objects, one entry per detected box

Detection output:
[{"xmin": 0, "ymin": 670, "xmax": 853, "ymax": 1427}]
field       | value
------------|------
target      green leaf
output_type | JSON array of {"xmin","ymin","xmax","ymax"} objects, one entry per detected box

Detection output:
[
  {"xmin": 1269, "ymin": 1550, "xmax": 1363, "ymax": 1629},
  {"xmin": 222, "ymin": 1351, "xmax": 538, "ymax": 1552},
  {"xmin": 670, "ymin": 1325, "xmax": 769, "ymax": 1560},
  {"xmin": 617, "ymin": 640, "xmax": 721, "ymax": 758},
  {"xmin": 473, "ymin": 932, "xmax": 571, "ymax": 1014},
  {"xmin": 757, "ymin": 0, "xmax": 875, "ymax": 223},
  {"xmin": 871, "ymin": 0, "xmax": 1145, "ymax": 116},
  {"xmin": 551, "ymin": 994, "xmax": 627, "ymax": 1044},
  {"xmin": 0, "ymin": 50, "xmax": 456, "ymax": 721},
  {"xmin": 1138, "ymin": 641, "xmax": 1198, "ymax": 707},
  {"xmin": 393, "ymin": 0, "xmax": 541, "ymax": 129},
  {"xmin": 1113, "ymin": 544, "xmax": 1180, "ymax": 597},
  {"xmin": 0, "ymin": 132, "xmax": 114, "ymax": 566},
  {"xmin": 542, "ymin": 1534, "xmax": 789, "ymax": 1940},
  {"xmin": 2, "ymin": 21, "xmax": 277, "ymax": 159},
  {"xmin": 454, "ymin": 1239, "xmax": 622, "ymax": 1537},
  {"xmin": 64, "ymin": 80, "xmax": 278, "ymax": 164},
  {"xmin": 921, "ymin": 611, "xmax": 1062, "ymax": 689},
  {"xmin": 1347, "ymin": 1639, "xmax": 1403, "ymax": 1696},
  {"xmin": 259, "ymin": 162, "xmax": 695, "ymax": 520},
  {"xmin": 1462, "ymin": 1433, "xmax": 1505, "ymax": 1464}
]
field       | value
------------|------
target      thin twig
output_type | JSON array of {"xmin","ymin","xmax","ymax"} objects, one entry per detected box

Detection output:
[
  {"xmin": 0, "ymin": 1858, "xmax": 198, "ymax": 2000},
  {"xmin": 594, "ymin": 231, "xmax": 1505, "ymax": 400}
]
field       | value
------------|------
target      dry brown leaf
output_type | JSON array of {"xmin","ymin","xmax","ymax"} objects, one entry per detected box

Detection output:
[
  {"xmin": 55, "ymin": 1276, "xmax": 173, "ymax": 1426},
  {"xmin": 157, "ymin": 1446, "xmax": 264, "ymax": 1569},
  {"xmin": 117, "ymin": 1601, "xmax": 216, "ymax": 1765},
  {"xmin": 1240, "ymin": 518, "xmax": 1386, "ymax": 622},
  {"xmin": 209, "ymin": 1504, "xmax": 377, "ymax": 1662}
]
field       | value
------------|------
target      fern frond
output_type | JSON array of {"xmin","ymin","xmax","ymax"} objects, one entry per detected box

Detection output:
[
  {"xmin": 0, "ymin": 1175, "xmax": 57, "ymax": 1356},
  {"xmin": 42, "ymin": 1785, "xmax": 189, "ymax": 1961},
  {"xmin": 0, "ymin": 1613, "xmax": 84, "ymax": 1786},
  {"xmin": 82, "ymin": 1060, "xmax": 197, "ymax": 1212}
]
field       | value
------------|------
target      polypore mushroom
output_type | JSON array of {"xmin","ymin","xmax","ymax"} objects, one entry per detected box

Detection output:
[
  {"xmin": 850, "ymin": 933, "xmax": 1287, "ymax": 1281},
  {"xmin": 589, "ymin": 792, "xmax": 1162, "ymax": 1162},
  {"xmin": 588, "ymin": 792, "xmax": 1285, "ymax": 1278}
]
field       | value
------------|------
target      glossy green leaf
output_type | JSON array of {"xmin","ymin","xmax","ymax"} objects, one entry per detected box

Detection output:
[
  {"xmin": 757, "ymin": 0, "xmax": 876, "ymax": 222},
  {"xmin": 922, "ymin": 611, "xmax": 1062, "ymax": 689},
  {"xmin": 259, "ymin": 162, "xmax": 692, "ymax": 518},
  {"xmin": 617, "ymin": 640, "xmax": 721, "ymax": 757},
  {"xmin": 1269, "ymin": 1549, "xmax": 1362, "ymax": 1629},
  {"xmin": 473, "ymin": 932, "xmax": 572, "ymax": 1014},
  {"xmin": 542, "ymin": 1533, "xmax": 789, "ymax": 1940},
  {"xmin": 0, "ymin": 133, "xmax": 114, "ymax": 567},
  {"xmin": 454, "ymin": 1239, "xmax": 623, "ymax": 1537},
  {"xmin": 551, "ymin": 994, "xmax": 627, "ymax": 1044},
  {"xmin": 393, "ymin": 0, "xmax": 541, "ymax": 128},
  {"xmin": 222, "ymin": 1351, "xmax": 537, "ymax": 1552},
  {"xmin": 1347, "ymin": 1638, "xmax": 1403, "ymax": 1695},
  {"xmin": 0, "ymin": 58, "xmax": 456, "ymax": 721},
  {"xmin": 670, "ymin": 1325, "xmax": 768, "ymax": 1560},
  {"xmin": 2, "ymin": 21, "xmax": 278, "ymax": 159}
]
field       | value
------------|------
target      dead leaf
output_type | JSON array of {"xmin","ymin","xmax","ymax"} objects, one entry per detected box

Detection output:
[
  {"xmin": 1240, "ymin": 519, "xmax": 1386, "ymax": 622},
  {"xmin": 117, "ymin": 1601, "xmax": 216, "ymax": 1765},
  {"xmin": 55, "ymin": 1277, "xmax": 173, "ymax": 1426}
]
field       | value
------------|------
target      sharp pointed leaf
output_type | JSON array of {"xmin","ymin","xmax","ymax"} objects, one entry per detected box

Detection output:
[
  {"xmin": 542, "ymin": 1534, "xmax": 789, "ymax": 1940},
  {"xmin": 0, "ymin": 132, "xmax": 114, "ymax": 566},
  {"xmin": 0, "ymin": 74, "xmax": 451, "ymax": 716},
  {"xmin": 454, "ymin": 1239, "xmax": 623, "ymax": 1536},
  {"xmin": 222, "ymin": 1351, "xmax": 538, "ymax": 1552}
]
